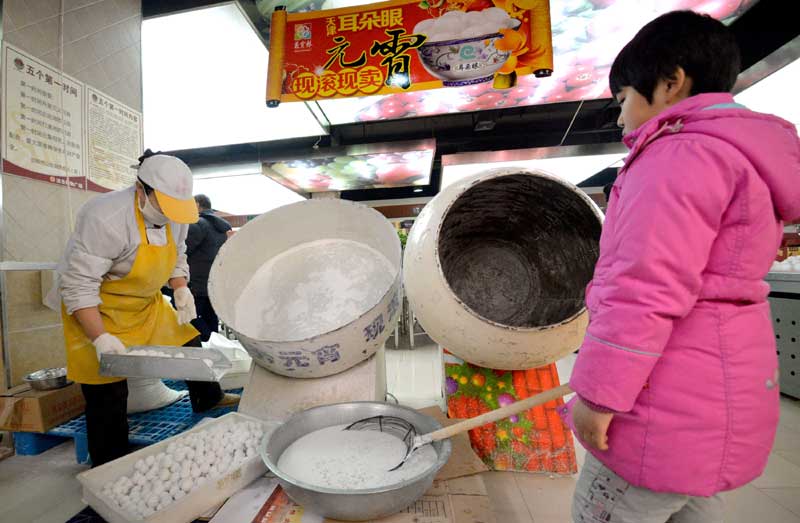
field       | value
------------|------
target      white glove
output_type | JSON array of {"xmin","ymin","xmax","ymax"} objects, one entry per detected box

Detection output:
[
  {"xmin": 93, "ymin": 333, "xmax": 126, "ymax": 360},
  {"xmin": 174, "ymin": 286, "xmax": 197, "ymax": 325}
]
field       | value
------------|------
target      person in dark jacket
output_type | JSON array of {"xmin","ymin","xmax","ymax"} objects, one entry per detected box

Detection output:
[{"xmin": 185, "ymin": 194, "xmax": 232, "ymax": 341}]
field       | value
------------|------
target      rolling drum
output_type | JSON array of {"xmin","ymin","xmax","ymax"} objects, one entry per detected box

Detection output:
[
  {"xmin": 209, "ymin": 199, "xmax": 402, "ymax": 378},
  {"xmin": 403, "ymin": 168, "xmax": 603, "ymax": 369}
]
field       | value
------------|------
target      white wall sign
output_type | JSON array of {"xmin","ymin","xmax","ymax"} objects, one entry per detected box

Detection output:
[
  {"xmin": 2, "ymin": 44, "xmax": 85, "ymax": 189},
  {"xmin": 86, "ymin": 87, "xmax": 143, "ymax": 192},
  {"xmin": 2, "ymin": 44, "xmax": 144, "ymax": 193}
]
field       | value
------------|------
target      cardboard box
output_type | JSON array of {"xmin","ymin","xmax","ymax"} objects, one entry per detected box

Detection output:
[
  {"xmin": 0, "ymin": 382, "xmax": 85, "ymax": 433},
  {"xmin": 418, "ymin": 406, "xmax": 490, "ymax": 481},
  {"xmin": 250, "ymin": 476, "xmax": 494, "ymax": 523}
]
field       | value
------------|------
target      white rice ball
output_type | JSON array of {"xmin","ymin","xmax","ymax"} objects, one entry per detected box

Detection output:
[
  {"xmin": 135, "ymin": 471, "xmax": 147, "ymax": 485},
  {"xmin": 181, "ymin": 478, "xmax": 193, "ymax": 492}
]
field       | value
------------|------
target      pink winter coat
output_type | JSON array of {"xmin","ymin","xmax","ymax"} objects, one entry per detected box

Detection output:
[{"xmin": 560, "ymin": 92, "xmax": 800, "ymax": 496}]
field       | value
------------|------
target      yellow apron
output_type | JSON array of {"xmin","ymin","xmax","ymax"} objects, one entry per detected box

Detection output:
[{"xmin": 62, "ymin": 197, "xmax": 199, "ymax": 385}]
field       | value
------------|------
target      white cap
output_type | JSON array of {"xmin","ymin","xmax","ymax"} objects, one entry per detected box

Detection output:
[{"xmin": 137, "ymin": 154, "xmax": 198, "ymax": 224}]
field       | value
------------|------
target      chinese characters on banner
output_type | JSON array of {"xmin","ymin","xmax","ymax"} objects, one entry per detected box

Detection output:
[
  {"xmin": 86, "ymin": 88, "xmax": 143, "ymax": 192},
  {"xmin": 2, "ymin": 45, "xmax": 85, "ymax": 189},
  {"xmin": 2, "ymin": 44, "xmax": 143, "ymax": 192},
  {"xmin": 266, "ymin": 0, "xmax": 552, "ymax": 105}
]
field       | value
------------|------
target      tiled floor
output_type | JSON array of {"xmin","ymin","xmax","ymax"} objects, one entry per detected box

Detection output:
[
  {"xmin": 0, "ymin": 439, "xmax": 86, "ymax": 523},
  {"xmin": 386, "ymin": 346, "xmax": 800, "ymax": 522},
  {"xmin": 1, "ymin": 347, "xmax": 800, "ymax": 522}
]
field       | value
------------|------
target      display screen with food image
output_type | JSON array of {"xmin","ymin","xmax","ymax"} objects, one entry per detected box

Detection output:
[{"xmin": 264, "ymin": 148, "xmax": 434, "ymax": 192}]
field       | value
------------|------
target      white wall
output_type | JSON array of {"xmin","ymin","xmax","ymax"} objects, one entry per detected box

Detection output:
[{"xmin": 142, "ymin": 3, "xmax": 324, "ymax": 151}]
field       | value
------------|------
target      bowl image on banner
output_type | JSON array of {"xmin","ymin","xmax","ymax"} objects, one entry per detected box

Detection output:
[{"xmin": 415, "ymin": 8, "xmax": 522, "ymax": 86}]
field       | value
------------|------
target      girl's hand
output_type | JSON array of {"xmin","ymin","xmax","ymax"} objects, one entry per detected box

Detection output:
[{"xmin": 573, "ymin": 397, "xmax": 614, "ymax": 451}]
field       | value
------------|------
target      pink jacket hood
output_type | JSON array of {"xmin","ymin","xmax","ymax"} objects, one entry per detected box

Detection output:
[{"xmin": 624, "ymin": 92, "xmax": 800, "ymax": 222}]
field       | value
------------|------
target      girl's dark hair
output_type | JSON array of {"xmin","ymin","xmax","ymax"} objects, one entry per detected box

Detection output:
[{"xmin": 609, "ymin": 10, "xmax": 740, "ymax": 103}]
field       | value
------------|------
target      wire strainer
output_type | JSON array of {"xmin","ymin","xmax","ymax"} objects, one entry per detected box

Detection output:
[{"xmin": 347, "ymin": 383, "xmax": 573, "ymax": 470}]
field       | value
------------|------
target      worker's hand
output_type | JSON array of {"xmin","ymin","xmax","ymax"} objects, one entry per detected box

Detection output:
[
  {"xmin": 572, "ymin": 397, "xmax": 614, "ymax": 451},
  {"xmin": 92, "ymin": 333, "xmax": 126, "ymax": 360},
  {"xmin": 173, "ymin": 286, "xmax": 197, "ymax": 325}
]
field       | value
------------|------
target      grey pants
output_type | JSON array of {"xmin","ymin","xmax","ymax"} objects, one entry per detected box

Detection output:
[{"xmin": 572, "ymin": 453, "xmax": 724, "ymax": 522}]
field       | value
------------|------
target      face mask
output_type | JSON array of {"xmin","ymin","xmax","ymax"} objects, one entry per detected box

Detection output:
[{"xmin": 138, "ymin": 190, "xmax": 169, "ymax": 226}]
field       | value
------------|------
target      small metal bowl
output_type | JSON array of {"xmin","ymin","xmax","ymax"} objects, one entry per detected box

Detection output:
[{"xmin": 24, "ymin": 367, "xmax": 71, "ymax": 391}]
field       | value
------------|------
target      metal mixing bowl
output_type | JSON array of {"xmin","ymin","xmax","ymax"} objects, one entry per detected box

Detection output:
[
  {"xmin": 403, "ymin": 168, "xmax": 603, "ymax": 369},
  {"xmin": 24, "ymin": 367, "xmax": 70, "ymax": 390},
  {"xmin": 209, "ymin": 199, "xmax": 402, "ymax": 379},
  {"xmin": 261, "ymin": 402, "xmax": 452, "ymax": 521}
]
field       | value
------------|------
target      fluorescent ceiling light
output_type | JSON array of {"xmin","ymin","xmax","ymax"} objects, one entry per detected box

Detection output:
[
  {"xmin": 142, "ymin": 3, "xmax": 324, "ymax": 151},
  {"xmin": 193, "ymin": 172, "xmax": 305, "ymax": 216},
  {"xmin": 441, "ymin": 153, "xmax": 626, "ymax": 190},
  {"xmin": 735, "ymin": 58, "xmax": 800, "ymax": 132}
]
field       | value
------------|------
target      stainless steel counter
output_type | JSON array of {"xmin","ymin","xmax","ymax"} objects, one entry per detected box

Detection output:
[
  {"xmin": 766, "ymin": 271, "xmax": 800, "ymax": 293},
  {"xmin": 767, "ymin": 272, "xmax": 800, "ymax": 399}
]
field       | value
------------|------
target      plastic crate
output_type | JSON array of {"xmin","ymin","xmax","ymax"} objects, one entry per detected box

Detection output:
[
  {"xmin": 14, "ymin": 431, "xmax": 68, "ymax": 457},
  {"xmin": 16, "ymin": 382, "xmax": 242, "ymax": 463}
]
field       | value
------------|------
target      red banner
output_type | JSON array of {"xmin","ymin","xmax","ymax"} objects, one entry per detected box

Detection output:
[{"xmin": 266, "ymin": 0, "xmax": 552, "ymax": 105}]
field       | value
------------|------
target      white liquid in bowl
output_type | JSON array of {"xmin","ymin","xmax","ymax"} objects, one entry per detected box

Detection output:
[
  {"xmin": 277, "ymin": 424, "xmax": 439, "ymax": 490},
  {"xmin": 234, "ymin": 239, "xmax": 395, "ymax": 341}
]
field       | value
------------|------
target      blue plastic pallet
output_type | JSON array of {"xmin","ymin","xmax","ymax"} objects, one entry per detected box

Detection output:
[{"xmin": 14, "ymin": 382, "xmax": 241, "ymax": 464}]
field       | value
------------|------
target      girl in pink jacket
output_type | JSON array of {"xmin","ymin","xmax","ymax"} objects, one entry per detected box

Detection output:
[{"xmin": 561, "ymin": 11, "xmax": 800, "ymax": 522}]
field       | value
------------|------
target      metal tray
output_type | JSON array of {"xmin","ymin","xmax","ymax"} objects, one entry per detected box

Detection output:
[{"xmin": 99, "ymin": 346, "xmax": 232, "ymax": 382}]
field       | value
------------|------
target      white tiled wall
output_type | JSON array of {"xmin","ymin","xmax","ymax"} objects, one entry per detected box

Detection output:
[
  {"xmin": 2, "ymin": 0, "xmax": 142, "ymax": 110},
  {"xmin": 1, "ymin": 0, "xmax": 143, "ymax": 387}
]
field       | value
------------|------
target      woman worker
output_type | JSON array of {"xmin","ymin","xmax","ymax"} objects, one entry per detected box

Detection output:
[{"xmin": 55, "ymin": 151, "xmax": 239, "ymax": 466}]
